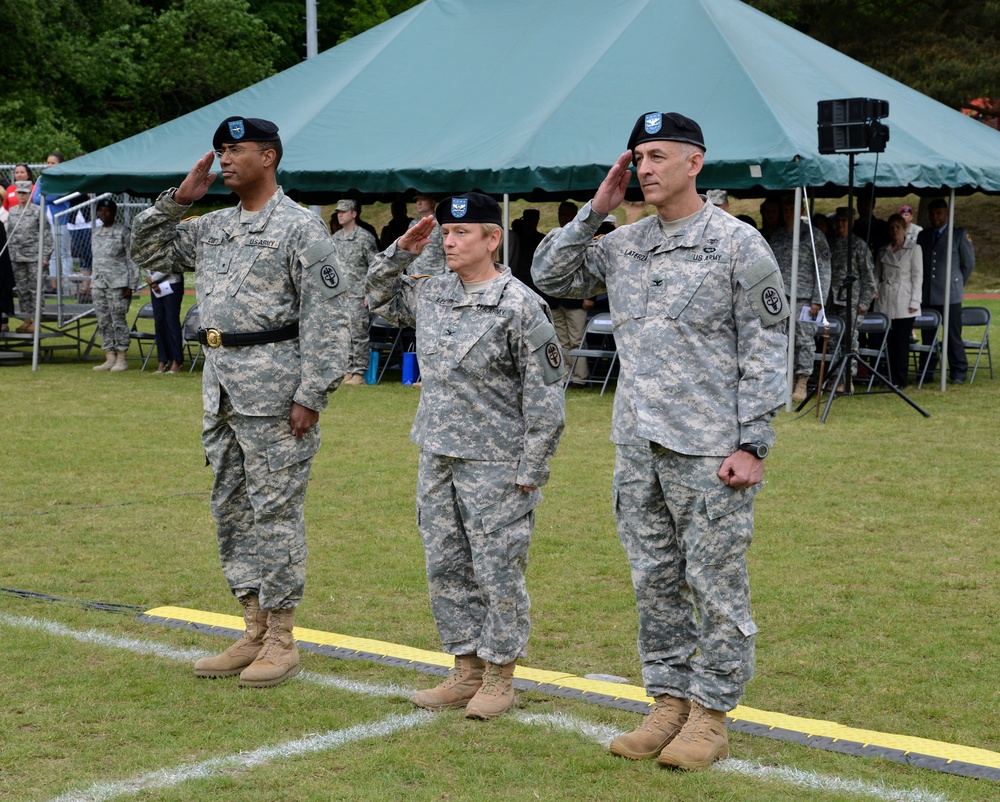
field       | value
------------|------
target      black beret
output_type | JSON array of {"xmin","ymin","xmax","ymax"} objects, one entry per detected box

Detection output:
[
  {"xmin": 213, "ymin": 116, "xmax": 280, "ymax": 150},
  {"xmin": 435, "ymin": 192, "xmax": 502, "ymax": 225},
  {"xmin": 627, "ymin": 111, "xmax": 706, "ymax": 155},
  {"xmin": 95, "ymin": 197, "xmax": 117, "ymax": 210}
]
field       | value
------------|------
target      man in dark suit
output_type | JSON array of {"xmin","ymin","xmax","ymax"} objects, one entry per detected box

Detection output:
[{"xmin": 917, "ymin": 198, "xmax": 975, "ymax": 383}]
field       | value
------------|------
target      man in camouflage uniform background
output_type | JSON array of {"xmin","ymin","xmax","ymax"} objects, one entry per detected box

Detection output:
[
  {"xmin": 827, "ymin": 207, "xmax": 876, "ymax": 389},
  {"xmin": 404, "ymin": 193, "xmax": 447, "ymax": 276},
  {"xmin": 769, "ymin": 193, "xmax": 831, "ymax": 402},
  {"xmin": 532, "ymin": 112, "xmax": 787, "ymax": 770},
  {"xmin": 331, "ymin": 198, "xmax": 378, "ymax": 386},
  {"xmin": 90, "ymin": 198, "xmax": 139, "ymax": 372},
  {"xmin": 131, "ymin": 116, "xmax": 351, "ymax": 688},
  {"xmin": 368, "ymin": 192, "xmax": 565, "ymax": 721},
  {"xmin": 6, "ymin": 181, "xmax": 52, "ymax": 333}
]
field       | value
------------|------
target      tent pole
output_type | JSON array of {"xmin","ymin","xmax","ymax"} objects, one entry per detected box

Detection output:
[
  {"xmin": 503, "ymin": 194, "xmax": 510, "ymax": 266},
  {"xmin": 785, "ymin": 186, "xmax": 802, "ymax": 410},
  {"xmin": 939, "ymin": 188, "xmax": 956, "ymax": 392}
]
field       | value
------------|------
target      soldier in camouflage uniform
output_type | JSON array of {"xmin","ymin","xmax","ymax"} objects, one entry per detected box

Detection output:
[
  {"xmin": 131, "ymin": 116, "xmax": 351, "ymax": 688},
  {"xmin": 769, "ymin": 194, "xmax": 831, "ymax": 402},
  {"xmin": 90, "ymin": 198, "xmax": 139, "ymax": 372},
  {"xmin": 404, "ymin": 193, "xmax": 447, "ymax": 276},
  {"xmin": 532, "ymin": 112, "xmax": 787, "ymax": 770},
  {"xmin": 827, "ymin": 207, "xmax": 876, "ymax": 388},
  {"xmin": 7, "ymin": 181, "xmax": 52, "ymax": 333},
  {"xmin": 331, "ymin": 199, "xmax": 378, "ymax": 385},
  {"xmin": 367, "ymin": 192, "xmax": 565, "ymax": 720}
]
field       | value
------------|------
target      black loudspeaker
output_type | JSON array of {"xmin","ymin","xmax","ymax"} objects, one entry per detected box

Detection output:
[{"xmin": 817, "ymin": 98, "xmax": 890, "ymax": 154}]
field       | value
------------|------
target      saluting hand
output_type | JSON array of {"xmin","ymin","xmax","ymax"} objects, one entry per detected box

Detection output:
[
  {"xmin": 592, "ymin": 151, "xmax": 633, "ymax": 215},
  {"xmin": 397, "ymin": 214, "xmax": 436, "ymax": 255},
  {"xmin": 173, "ymin": 151, "xmax": 217, "ymax": 206}
]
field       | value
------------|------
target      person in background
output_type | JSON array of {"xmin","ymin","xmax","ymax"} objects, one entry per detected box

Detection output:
[
  {"xmin": 4, "ymin": 163, "xmax": 34, "ymax": 214},
  {"xmin": 367, "ymin": 192, "xmax": 565, "ymax": 721},
  {"xmin": 405, "ymin": 193, "xmax": 446, "ymax": 276},
  {"xmin": 873, "ymin": 214, "xmax": 922, "ymax": 388},
  {"xmin": 916, "ymin": 198, "xmax": 975, "ymax": 384},
  {"xmin": 898, "ymin": 204, "xmax": 921, "ymax": 244},
  {"xmin": 380, "ymin": 199, "xmax": 412, "ymax": 250},
  {"xmin": 32, "ymin": 153, "xmax": 74, "ymax": 293},
  {"xmin": 90, "ymin": 198, "xmax": 138, "ymax": 372},
  {"xmin": 532, "ymin": 111, "xmax": 787, "ymax": 770},
  {"xmin": 331, "ymin": 198, "xmax": 378, "ymax": 386},
  {"xmin": 7, "ymin": 181, "xmax": 52, "ymax": 333}
]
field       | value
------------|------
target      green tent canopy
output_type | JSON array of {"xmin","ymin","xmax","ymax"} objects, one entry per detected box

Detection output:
[{"xmin": 43, "ymin": 0, "xmax": 1000, "ymax": 201}]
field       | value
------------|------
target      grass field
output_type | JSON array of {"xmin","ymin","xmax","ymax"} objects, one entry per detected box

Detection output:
[{"xmin": 1, "ymin": 301, "xmax": 998, "ymax": 801}]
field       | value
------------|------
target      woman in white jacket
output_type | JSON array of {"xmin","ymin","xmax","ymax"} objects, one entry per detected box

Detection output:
[{"xmin": 873, "ymin": 214, "xmax": 923, "ymax": 387}]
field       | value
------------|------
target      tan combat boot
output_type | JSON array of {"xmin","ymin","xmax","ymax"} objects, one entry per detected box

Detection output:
[
  {"xmin": 194, "ymin": 595, "xmax": 267, "ymax": 678},
  {"xmin": 609, "ymin": 695, "xmax": 691, "ymax": 760},
  {"xmin": 465, "ymin": 660, "xmax": 517, "ymax": 719},
  {"xmin": 109, "ymin": 350, "xmax": 128, "ymax": 371},
  {"xmin": 239, "ymin": 608, "xmax": 300, "ymax": 688},
  {"xmin": 92, "ymin": 351, "xmax": 117, "ymax": 371},
  {"xmin": 16, "ymin": 319, "xmax": 34, "ymax": 334},
  {"xmin": 791, "ymin": 374, "xmax": 809, "ymax": 402},
  {"xmin": 656, "ymin": 701, "xmax": 729, "ymax": 770},
  {"xmin": 412, "ymin": 654, "xmax": 486, "ymax": 711}
]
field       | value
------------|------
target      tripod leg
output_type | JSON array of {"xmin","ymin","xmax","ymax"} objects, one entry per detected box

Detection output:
[{"xmin": 854, "ymin": 355, "xmax": 932, "ymax": 418}]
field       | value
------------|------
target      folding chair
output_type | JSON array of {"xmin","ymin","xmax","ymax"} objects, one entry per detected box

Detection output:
[
  {"xmin": 909, "ymin": 309, "xmax": 942, "ymax": 388},
  {"xmin": 566, "ymin": 312, "xmax": 618, "ymax": 395},
  {"xmin": 960, "ymin": 306, "xmax": 993, "ymax": 383},
  {"xmin": 810, "ymin": 315, "xmax": 845, "ymax": 394},
  {"xmin": 181, "ymin": 304, "xmax": 203, "ymax": 372},
  {"xmin": 367, "ymin": 316, "xmax": 404, "ymax": 384},
  {"xmin": 856, "ymin": 312, "xmax": 889, "ymax": 391},
  {"xmin": 129, "ymin": 301, "xmax": 158, "ymax": 370}
]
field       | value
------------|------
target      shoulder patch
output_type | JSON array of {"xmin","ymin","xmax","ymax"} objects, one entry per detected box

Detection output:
[
  {"xmin": 526, "ymin": 320, "xmax": 565, "ymax": 384},
  {"xmin": 299, "ymin": 240, "xmax": 336, "ymax": 268},
  {"xmin": 740, "ymin": 257, "xmax": 788, "ymax": 327}
]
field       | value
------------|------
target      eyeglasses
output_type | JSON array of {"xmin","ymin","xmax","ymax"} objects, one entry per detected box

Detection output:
[{"xmin": 214, "ymin": 145, "xmax": 270, "ymax": 158}]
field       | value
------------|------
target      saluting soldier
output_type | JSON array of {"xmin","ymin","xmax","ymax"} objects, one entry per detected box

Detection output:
[
  {"xmin": 130, "ymin": 116, "xmax": 352, "ymax": 688},
  {"xmin": 532, "ymin": 112, "xmax": 787, "ymax": 770},
  {"xmin": 367, "ymin": 192, "xmax": 565, "ymax": 720}
]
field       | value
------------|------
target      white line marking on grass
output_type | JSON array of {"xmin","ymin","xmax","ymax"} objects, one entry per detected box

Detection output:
[
  {"xmin": 0, "ymin": 613, "xmax": 414, "ymax": 699},
  {"xmin": 517, "ymin": 712, "xmax": 951, "ymax": 802},
  {"xmin": 45, "ymin": 712, "xmax": 432, "ymax": 802}
]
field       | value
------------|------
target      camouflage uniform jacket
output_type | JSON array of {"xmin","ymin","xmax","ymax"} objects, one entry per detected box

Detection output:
[
  {"xmin": 332, "ymin": 226, "xmax": 378, "ymax": 298},
  {"xmin": 367, "ymin": 244, "xmax": 565, "ymax": 487},
  {"xmin": 6, "ymin": 203, "xmax": 53, "ymax": 262},
  {"xmin": 769, "ymin": 221, "xmax": 831, "ymax": 305},
  {"xmin": 131, "ymin": 188, "xmax": 351, "ymax": 416},
  {"xmin": 404, "ymin": 218, "xmax": 447, "ymax": 275},
  {"xmin": 829, "ymin": 233, "xmax": 875, "ymax": 311},
  {"xmin": 91, "ymin": 223, "xmax": 139, "ymax": 290},
  {"xmin": 531, "ymin": 200, "xmax": 787, "ymax": 456}
]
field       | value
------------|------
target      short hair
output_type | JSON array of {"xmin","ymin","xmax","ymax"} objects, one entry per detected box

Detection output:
[
  {"xmin": 928, "ymin": 198, "xmax": 948, "ymax": 211},
  {"xmin": 482, "ymin": 222, "xmax": 503, "ymax": 261},
  {"xmin": 260, "ymin": 139, "xmax": 282, "ymax": 168},
  {"xmin": 48, "ymin": 152, "xmax": 65, "ymax": 163}
]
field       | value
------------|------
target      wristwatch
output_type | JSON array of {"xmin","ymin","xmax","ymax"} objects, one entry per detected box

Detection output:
[{"xmin": 737, "ymin": 442, "xmax": 769, "ymax": 459}]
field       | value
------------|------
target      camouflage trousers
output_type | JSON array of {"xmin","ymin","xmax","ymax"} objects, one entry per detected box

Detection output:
[
  {"xmin": 614, "ymin": 443, "xmax": 758, "ymax": 712},
  {"xmin": 92, "ymin": 286, "xmax": 132, "ymax": 352},
  {"xmin": 417, "ymin": 451, "xmax": 540, "ymax": 664},
  {"xmin": 202, "ymin": 393, "xmax": 320, "ymax": 611},
  {"xmin": 790, "ymin": 296, "xmax": 816, "ymax": 376},
  {"xmin": 828, "ymin": 304, "xmax": 862, "ymax": 377},
  {"xmin": 346, "ymin": 297, "xmax": 370, "ymax": 374},
  {"xmin": 11, "ymin": 260, "xmax": 37, "ymax": 317}
]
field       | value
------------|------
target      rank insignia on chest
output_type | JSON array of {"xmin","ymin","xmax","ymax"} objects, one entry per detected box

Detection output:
[
  {"xmin": 546, "ymin": 342, "xmax": 562, "ymax": 368},
  {"xmin": 321, "ymin": 264, "xmax": 339, "ymax": 288}
]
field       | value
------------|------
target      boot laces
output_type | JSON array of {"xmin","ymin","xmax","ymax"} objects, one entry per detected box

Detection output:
[{"xmin": 478, "ymin": 666, "xmax": 505, "ymax": 695}]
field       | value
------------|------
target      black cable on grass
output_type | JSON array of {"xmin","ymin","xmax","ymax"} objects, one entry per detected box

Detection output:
[
  {"xmin": 0, "ymin": 587, "xmax": 144, "ymax": 614},
  {"xmin": 0, "ymin": 491, "xmax": 210, "ymax": 518}
]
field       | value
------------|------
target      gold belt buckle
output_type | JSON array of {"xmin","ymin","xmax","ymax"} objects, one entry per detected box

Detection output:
[{"xmin": 205, "ymin": 328, "xmax": 223, "ymax": 348}]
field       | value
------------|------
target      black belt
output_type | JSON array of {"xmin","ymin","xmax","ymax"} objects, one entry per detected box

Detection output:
[{"xmin": 198, "ymin": 322, "xmax": 299, "ymax": 348}]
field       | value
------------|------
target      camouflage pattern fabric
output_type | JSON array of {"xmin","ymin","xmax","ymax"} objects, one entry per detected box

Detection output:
[
  {"xmin": 332, "ymin": 226, "xmax": 378, "ymax": 374},
  {"xmin": 614, "ymin": 444, "xmax": 757, "ymax": 711},
  {"xmin": 531, "ymin": 199, "xmax": 787, "ymax": 454},
  {"xmin": 92, "ymin": 287, "xmax": 133, "ymax": 351},
  {"xmin": 531, "ymin": 198, "xmax": 785, "ymax": 711},
  {"xmin": 367, "ymin": 246, "xmax": 565, "ymax": 662},
  {"xmin": 418, "ymin": 451, "xmax": 538, "ymax": 663},
  {"xmin": 7, "ymin": 203, "xmax": 52, "ymax": 315},
  {"xmin": 404, "ymin": 218, "xmax": 447, "ymax": 276},
  {"xmin": 828, "ymin": 233, "xmax": 876, "ymax": 371},
  {"xmin": 770, "ymin": 222, "xmax": 831, "ymax": 376},
  {"xmin": 131, "ymin": 187, "xmax": 351, "ymax": 610}
]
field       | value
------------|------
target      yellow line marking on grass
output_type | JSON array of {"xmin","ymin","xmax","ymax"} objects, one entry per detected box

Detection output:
[{"xmin": 144, "ymin": 605, "xmax": 1000, "ymax": 774}]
